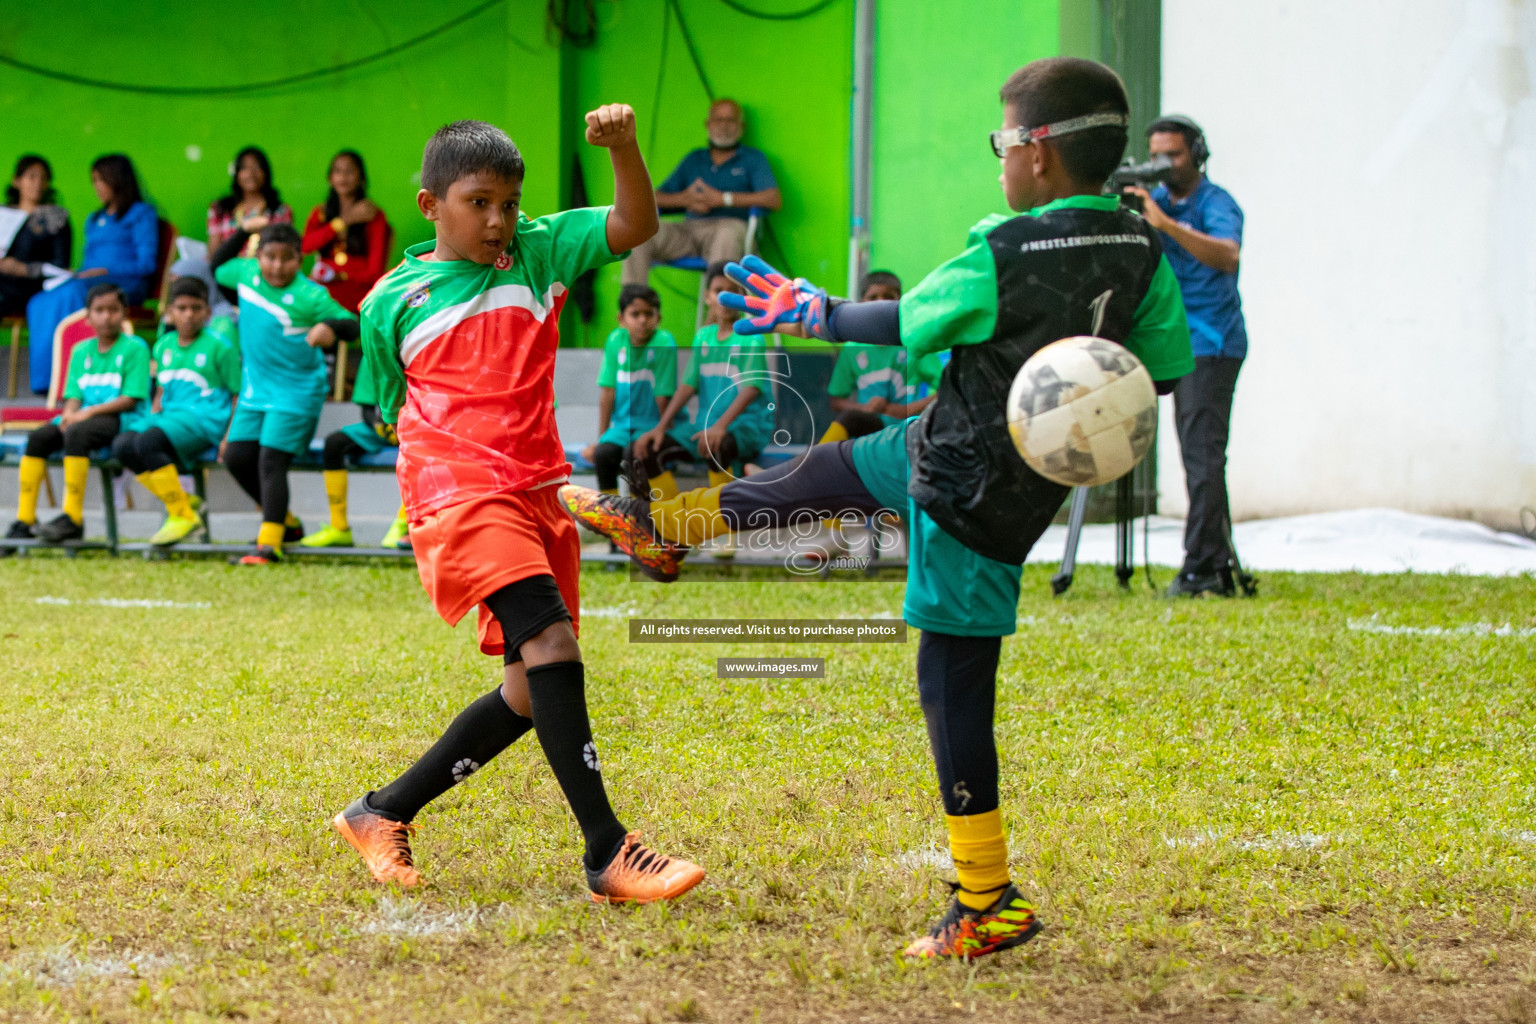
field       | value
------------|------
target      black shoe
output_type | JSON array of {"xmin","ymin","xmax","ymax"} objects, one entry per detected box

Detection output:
[
  {"xmin": 36, "ymin": 514, "xmax": 84, "ymax": 543},
  {"xmin": 1166, "ymin": 569, "xmax": 1235, "ymax": 598},
  {"xmin": 283, "ymin": 519, "xmax": 304, "ymax": 544},
  {"xmin": 0, "ymin": 519, "xmax": 33, "ymax": 556}
]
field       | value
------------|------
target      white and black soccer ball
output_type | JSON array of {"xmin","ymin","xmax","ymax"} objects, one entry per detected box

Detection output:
[{"xmin": 1005, "ymin": 336, "xmax": 1157, "ymax": 488}]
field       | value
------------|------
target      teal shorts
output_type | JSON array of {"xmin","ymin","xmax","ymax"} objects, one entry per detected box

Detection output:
[
  {"xmin": 851, "ymin": 420, "xmax": 1024, "ymax": 638},
  {"xmin": 339, "ymin": 420, "xmax": 391, "ymax": 455},
  {"xmin": 226, "ymin": 407, "xmax": 320, "ymax": 456},
  {"xmin": 135, "ymin": 409, "xmax": 224, "ymax": 465}
]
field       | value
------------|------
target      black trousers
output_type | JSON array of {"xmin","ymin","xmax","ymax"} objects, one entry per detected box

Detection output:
[
  {"xmin": 1174, "ymin": 356, "xmax": 1243, "ymax": 575},
  {"xmin": 26, "ymin": 415, "xmax": 121, "ymax": 458}
]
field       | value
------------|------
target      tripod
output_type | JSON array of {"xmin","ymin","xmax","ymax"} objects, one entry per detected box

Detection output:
[{"xmin": 1051, "ymin": 474, "xmax": 1137, "ymax": 596}]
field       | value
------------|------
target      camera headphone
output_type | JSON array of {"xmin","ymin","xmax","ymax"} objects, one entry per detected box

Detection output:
[{"xmin": 1148, "ymin": 114, "xmax": 1209, "ymax": 169}]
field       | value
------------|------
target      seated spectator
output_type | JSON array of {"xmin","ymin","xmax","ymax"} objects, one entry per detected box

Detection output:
[
  {"xmin": 112, "ymin": 277, "xmax": 240, "ymax": 548},
  {"xmin": 621, "ymin": 99, "xmax": 781, "ymax": 285},
  {"xmin": 5, "ymin": 284, "xmax": 149, "ymax": 546},
  {"xmin": 24, "ymin": 155, "xmax": 157, "ymax": 394},
  {"xmin": 581, "ymin": 284, "xmax": 681, "ymax": 497},
  {"xmin": 0, "ymin": 155, "xmax": 72, "ymax": 319},
  {"xmin": 299, "ymin": 344, "xmax": 410, "ymax": 552},
  {"xmin": 206, "ymin": 146, "xmax": 292, "ymax": 253},
  {"xmin": 212, "ymin": 222, "xmax": 359, "ymax": 566},
  {"xmin": 818, "ymin": 271, "xmax": 941, "ymax": 444},
  {"xmin": 633, "ymin": 263, "xmax": 771, "ymax": 497},
  {"xmin": 302, "ymin": 150, "xmax": 391, "ymax": 313}
]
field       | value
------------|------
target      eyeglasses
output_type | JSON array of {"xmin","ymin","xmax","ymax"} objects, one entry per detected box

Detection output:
[{"xmin": 988, "ymin": 111, "xmax": 1132, "ymax": 158}]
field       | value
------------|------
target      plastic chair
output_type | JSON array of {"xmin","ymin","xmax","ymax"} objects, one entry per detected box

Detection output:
[
  {"xmin": 3, "ymin": 315, "xmax": 22, "ymax": 398},
  {"xmin": 0, "ymin": 309, "xmax": 138, "ymax": 431},
  {"xmin": 658, "ymin": 209, "xmax": 765, "ymax": 330},
  {"xmin": 333, "ymin": 224, "xmax": 395, "ymax": 401},
  {"xmin": 126, "ymin": 218, "xmax": 178, "ymax": 335}
]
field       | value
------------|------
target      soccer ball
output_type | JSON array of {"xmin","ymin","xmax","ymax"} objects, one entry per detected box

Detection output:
[{"xmin": 1005, "ymin": 336, "xmax": 1157, "ymax": 487}]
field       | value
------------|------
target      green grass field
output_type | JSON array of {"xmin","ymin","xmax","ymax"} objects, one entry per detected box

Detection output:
[{"xmin": 1, "ymin": 557, "xmax": 1535, "ymax": 1022}]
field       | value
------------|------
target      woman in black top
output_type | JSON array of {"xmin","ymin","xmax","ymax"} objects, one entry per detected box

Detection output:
[{"xmin": 0, "ymin": 155, "xmax": 72, "ymax": 318}]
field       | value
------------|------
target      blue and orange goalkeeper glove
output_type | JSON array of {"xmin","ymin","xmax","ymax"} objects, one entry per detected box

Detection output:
[{"xmin": 720, "ymin": 255, "xmax": 837, "ymax": 340}]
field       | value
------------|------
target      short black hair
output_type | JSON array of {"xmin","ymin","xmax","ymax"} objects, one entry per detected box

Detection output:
[
  {"xmin": 860, "ymin": 270, "xmax": 902, "ymax": 297},
  {"xmin": 704, "ymin": 260, "xmax": 737, "ymax": 288},
  {"xmin": 85, "ymin": 282, "xmax": 126, "ymax": 308},
  {"xmin": 168, "ymin": 276, "xmax": 209, "ymax": 303},
  {"xmin": 258, "ymin": 223, "xmax": 302, "ymax": 251},
  {"xmin": 999, "ymin": 57, "xmax": 1130, "ymax": 186},
  {"xmin": 422, "ymin": 120, "xmax": 525, "ymax": 196},
  {"xmin": 618, "ymin": 283, "xmax": 660, "ymax": 314}
]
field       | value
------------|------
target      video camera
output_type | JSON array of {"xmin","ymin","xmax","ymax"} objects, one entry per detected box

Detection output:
[{"xmin": 1106, "ymin": 153, "xmax": 1174, "ymax": 212}]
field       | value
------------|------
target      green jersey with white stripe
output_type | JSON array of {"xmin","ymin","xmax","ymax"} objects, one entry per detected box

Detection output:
[
  {"xmin": 63, "ymin": 334, "xmax": 151, "ymax": 409},
  {"xmin": 214, "ymin": 258, "xmax": 352, "ymax": 417}
]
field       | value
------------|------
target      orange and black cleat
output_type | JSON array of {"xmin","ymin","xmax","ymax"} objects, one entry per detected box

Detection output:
[
  {"xmin": 558, "ymin": 485, "xmax": 685, "ymax": 583},
  {"xmin": 585, "ymin": 831, "xmax": 705, "ymax": 904},
  {"xmin": 332, "ymin": 796, "xmax": 421, "ymax": 888},
  {"xmin": 232, "ymin": 545, "xmax": 284, "ymax": 566},
  {"xmin": 903, "ymin": 883, "xmax": 1042, "ymax": 960}
]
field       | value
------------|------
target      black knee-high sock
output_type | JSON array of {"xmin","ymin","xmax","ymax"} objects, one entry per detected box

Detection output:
[
  {"xmin": 369, "ymin": 686, "xmax": 533, "ymax": 822},
  {"xmin": 257, "ymin": 446, "xmax": 293, "ymax": 525},
  {"xmin": 916, "ymin": 630, "xmax": 1003, "ymax": 817},
  {"xmin": 525, "ymin": 661, "xmax": 628, "ymax": 870}
]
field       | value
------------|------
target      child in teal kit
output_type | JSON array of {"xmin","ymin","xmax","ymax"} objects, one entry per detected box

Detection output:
[
  {"xmin": 581, "ymin": 284, "xmax": 681, "ymax": 496},
  {"xmin": 631, "ymin": 262, "xmax": 771, "ymax": 498},
  {"xmin": 211, "ymin": 222, "xmax": 359, "ymax": 564}
]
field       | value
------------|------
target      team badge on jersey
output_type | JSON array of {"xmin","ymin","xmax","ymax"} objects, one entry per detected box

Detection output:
[
  {"xmin": 406, "ymin": 286, "xmax": 431, "ymax": 308},
  {"xmin": 494, "ymin": 253, "xmax": 512, "ymax": 271}
]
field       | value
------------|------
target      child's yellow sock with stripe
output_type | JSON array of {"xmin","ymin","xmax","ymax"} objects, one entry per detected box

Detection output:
[
  {"xmin": 947, "ymin": 809, "xmax": 1010, "ymax": 911},
  {"xmin": 138, "ymin": 464, "xmax": 194, "ymax": 520},
  {"xmin": 323, "ymin": 469, "xmax": 350, "ymax": 531},
  {"xmin": 61, "ymin": 456, "xmax": 89, "ymax": 525},
  {"xmin": 257, "ymin": 521, "xmax": 285, "ymax": 551},
  {"xmin": 647, "ymin": 469, "xmax": 679, "ymax": 502},
  {"xmin": 16, "ymin": 456, "xmax": 45, "ymax": 524},
  {"xmin": 707, "ymin": 468, "xmax": 733, "ymax": 489},
  {"xmin": 650, "ymin": 486, "xmax": 728, "ymax": 546}
]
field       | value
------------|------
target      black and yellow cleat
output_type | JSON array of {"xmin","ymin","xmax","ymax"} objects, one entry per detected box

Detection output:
[
  {"xmin": 558, "ymin": 485, "xmax": 685, "ymax": 583},
  {"xmin": 903, "ymin": 883, "xmax": 1041, "ymax": 960}
]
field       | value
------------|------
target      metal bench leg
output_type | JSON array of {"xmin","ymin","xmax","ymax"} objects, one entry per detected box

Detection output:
[
  {"xmin": 7, "ymin": 321, "xmax": 19, "ymax": 399},
  {"xmin": 99, "ymin": 465, "xmax": 119, "ymax": 555},
  {"xmin": 195, "ymin": 466, "xmax": 210, "ymax": 541},
  {"xmin": 1052, "ymin": 487, "xmax": 1090, "ymax": 596},
  {"xmin": 43, "ymin": 468, "xmax": 56, "ymax": 508},
  {"xmin": 334, "ymin": 341, "xmax": 349, "ymax": 402}
]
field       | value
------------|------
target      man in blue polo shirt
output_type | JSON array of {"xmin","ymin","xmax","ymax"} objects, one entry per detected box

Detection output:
[
  {"xmin": 622, "ymin": 98, "xmax": 782, "ymax": 285},
  {"xmin": 1127, "ymin": 114, "xmax": 1248, "ymax": 597}
]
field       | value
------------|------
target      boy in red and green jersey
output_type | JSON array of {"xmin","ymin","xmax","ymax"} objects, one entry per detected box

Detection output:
[{"xmin": 336, "ymin": 113, "xmax": 704, "ymax": 905}]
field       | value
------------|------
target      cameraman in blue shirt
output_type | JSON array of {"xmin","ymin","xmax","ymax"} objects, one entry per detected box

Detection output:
[
  {"xmin": 621, "ymin": 99, "xmax": 782, "ymax": 286},
  {"xmin": 1125, "ymin": 115, "xmax": 1248, "ymax": 598}
]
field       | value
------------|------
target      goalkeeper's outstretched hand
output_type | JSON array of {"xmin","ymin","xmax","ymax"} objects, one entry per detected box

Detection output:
[{"xmin": 720, "ymin": 255, "xmax": 835, "ymax": 340}]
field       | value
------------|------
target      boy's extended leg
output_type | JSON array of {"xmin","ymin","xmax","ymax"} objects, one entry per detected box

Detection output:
[
  {"xmin": 302, "ymin": 430, "xmax": 364, "ymax": 548},
  {"xmin": 121, "ymin": 428, "xmax": 202, "ymax": 546}
]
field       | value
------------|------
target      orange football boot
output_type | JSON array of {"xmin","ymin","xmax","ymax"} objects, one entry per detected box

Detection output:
[
  {"xmin": 585, "ymin": 832, "xmax": 705, "ymax": 904},
  {"xmin": 558, "ymin": 485, "xmax": 685, "ymax": 583},
  {"xmin": 332, "ymin": 796, "xmax": 421, "ymax": 887}
]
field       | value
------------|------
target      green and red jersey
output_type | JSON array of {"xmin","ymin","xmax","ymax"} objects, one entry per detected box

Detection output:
[{"xmin": 360, "ymin": 207, "xmax": 622, "ymax": 517}]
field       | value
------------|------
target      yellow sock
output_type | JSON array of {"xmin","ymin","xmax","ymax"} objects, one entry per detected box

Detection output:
[
  {"xmin": 323, "ymin": 469, "xmax": 350, "ymax": 530},
  {"xmin": 947, "ymin": 809, "xmax": 1010, "ymax": 911},
  {"xmin": 647, "ymin": 469, "xmax": 679, "ymax": 502},
  {"xmin": 138, "ymin": 465, "xmax": 193, "ymax": 520},
  {"xmin": 599, "ymin": 487, "xmax": 619, "ymax": 496},
  {"xmin": 257, "ymin": 521, "xmax": 285, "ymax": 550},
  {"xmin": 284, "ymin": 510, "xmax": 301, "ymax": 529},
  {"xmin": 62, "ymin": 456, "xmax": 89, "ymax": 525},
  {"xmin": 16, "ymin": 455, "xmax": 45, "ymax": 524},
  {"xmin": 396, "ymin": 502, "xmax": 408, "ymax": 523},
  {"xmin": 707, "ymin": 468, "xmax": 733, "ymax": 489},
  {"xmin": 819, "ymin": 421, "xmax": 850, "ymax": 444},
  {"xmin": 651, "ymin": 485, "xmax": 728, "ymax": 546}
]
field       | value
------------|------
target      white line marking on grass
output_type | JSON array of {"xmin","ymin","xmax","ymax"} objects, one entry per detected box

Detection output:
[
  {"xmin": 0, "ymin": 943, "xmax": 181, "ymax": 986},
  {"xmin": 1163, "ymin": 829, "xmax": 1332, "ymax": 851},
  {"xmin": 893, "ymin": 846, "xmax": 954, "ymax": 871},
  {"xmin": 584, "ymin": 605, "xmax": 640, "ymax": 619},
  {"xmin": 34, "ymin": 596, "xmax": 212, "ymax": 610},
  {"xmin": 1348, "ymin": 615, "xmax": 1536, "ymax": 637},
  {"xmin": 363, "ymin": 895, "xmax": 504, "ymax": 937}
]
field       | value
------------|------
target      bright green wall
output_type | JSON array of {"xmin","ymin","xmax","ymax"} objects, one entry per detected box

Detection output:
[
  {"xmin": 867, "ymin": 1, "xmax": 1067, "ymax": 287},
  {"xmin": 0, "ymin": 0, "xmax": 567, "ymax": 272},
  {"xmin": 3, "ymin": 0, "xmax": 1126, "ymax": 351},
  {"xmin": 565, "ymin": 0, "xmax": 853, "ymax": 348}
]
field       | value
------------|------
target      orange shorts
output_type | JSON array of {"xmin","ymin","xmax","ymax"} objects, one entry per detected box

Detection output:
[{"xmin": 410, "ymin": 485, "xmax": 581, "ymax": 657}]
